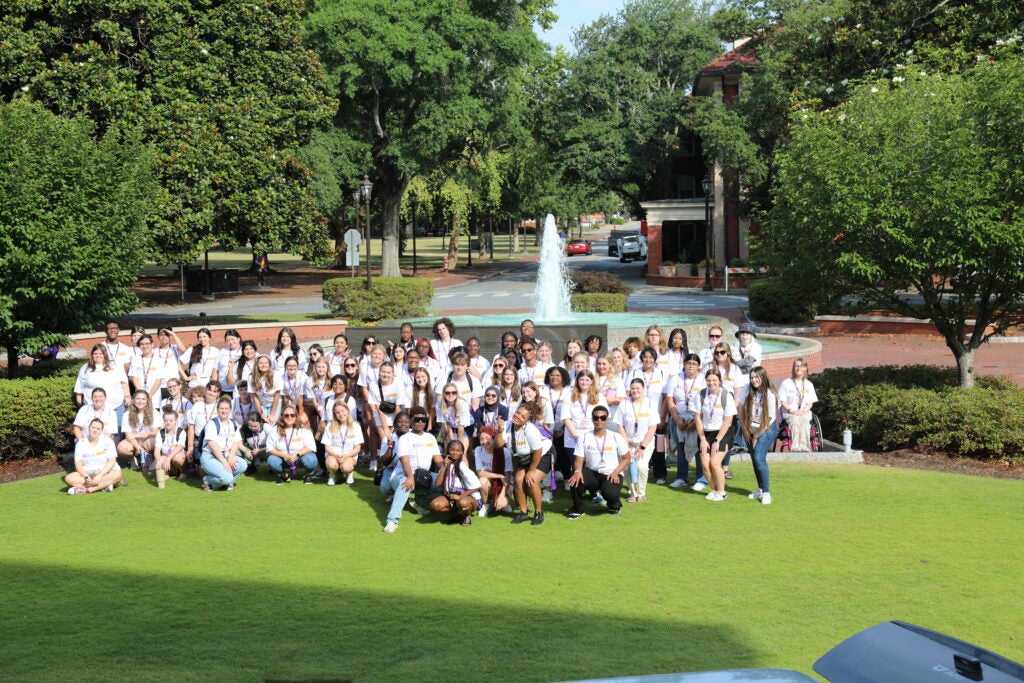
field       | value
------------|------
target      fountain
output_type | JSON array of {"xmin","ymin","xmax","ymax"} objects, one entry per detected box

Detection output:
[{"xmin": 532, "ymin": 214, "xmax": 573, "ymax": 320}]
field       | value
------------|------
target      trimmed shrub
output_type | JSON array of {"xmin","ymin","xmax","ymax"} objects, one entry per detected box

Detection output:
[
  {"xmin": 0, "ymin": 375, "xmax": 77, "ymax": 464},
  {"xmin": 608, "ymin": 216, "xmax": 626, "ymax": 225},
  {"xmin": 813, "ymin": 365, "xmax": 1024, "ymax": 461},
  {"xmin": 747, "ymin": 277, "xmax": 819, "ymax": 324},
  {"xmin": 572, "ymin": 293, "xmax": 627, "ymax": 312},
  {"xmin": 323, "ymin": 277, "xmax": 434, "ymax": 323},
  {"xmin": 569, "ymin": 271, "xmax": 630, "ymax": 295}
]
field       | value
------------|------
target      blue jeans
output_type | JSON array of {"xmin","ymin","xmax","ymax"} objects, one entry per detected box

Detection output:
[
  {"xmin": 749, "ymin": 422, "xmax": 779, "ymax": 493},
  {"xmin": 267, "ymin": 453, "xmax": 318, "ymax": 474},
  {"xmin": 201, "ymin": 451, "xmax": 247, "ymax": 488},
  {"xmin": 379, "ymin": 465, "xmax": 396, "ymax": 496},
  {"xmin": 386, "ymin": 468, "xmax": 411, "ymax": 524}
]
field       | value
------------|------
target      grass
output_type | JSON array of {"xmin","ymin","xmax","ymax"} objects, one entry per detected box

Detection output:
[{"xmin": 2, "ymin": 463, "xmax": 1021, "ymax": 682}]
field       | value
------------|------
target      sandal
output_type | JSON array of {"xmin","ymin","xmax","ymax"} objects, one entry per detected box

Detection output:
[{"xmin": 724, "ymin": 470, "xmax": 733, "ymax": 480}]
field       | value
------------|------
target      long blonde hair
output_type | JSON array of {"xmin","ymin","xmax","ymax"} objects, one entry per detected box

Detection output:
[{"xmin": 127, "ymin": 390, "xmax": 155, "ymax": 428}]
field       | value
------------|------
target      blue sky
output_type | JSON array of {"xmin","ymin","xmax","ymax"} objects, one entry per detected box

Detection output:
[{"xmin": 536, "ymin": 0, "xmax": 626, "ymax": 52}]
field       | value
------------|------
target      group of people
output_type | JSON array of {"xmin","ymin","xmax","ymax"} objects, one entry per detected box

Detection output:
[{"xmin": 66, "ymin": 317, "xmax": 819, "ymax": 529}]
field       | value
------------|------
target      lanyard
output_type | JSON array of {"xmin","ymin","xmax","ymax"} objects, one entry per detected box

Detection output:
[{"xmin": 284, "ymin": 427, "xmax": 295, "ymax": 454}]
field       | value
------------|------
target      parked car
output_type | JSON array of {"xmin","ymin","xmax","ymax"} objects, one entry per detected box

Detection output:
[
  {"xmin": 607, "ymin": 229, "xmax": 637, "ymax": 256},
  {"xmin": 566, "ymin": 239, "xmax": 592, "ymax": 256},
  {"xmin": 617, "ymin": 234, "xmax": 647, "ymax": 263}
]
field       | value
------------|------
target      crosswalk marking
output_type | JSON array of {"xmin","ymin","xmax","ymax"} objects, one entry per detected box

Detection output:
[{"xmin": 628, "ymin": 296, "xmax": 718, "ymax": 310}]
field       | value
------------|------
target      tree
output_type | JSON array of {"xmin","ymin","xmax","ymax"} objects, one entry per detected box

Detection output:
[
  {"xmin": 0, "ymin": 101, "xmax": 159, "ymax": 378},
  {"xmin": 547, "ymin": 0, "xmax": 722, "ymax": 213},
  {"xmin": 764, "ymin": 53, "xmax": 1024, "ymax": 387},
  {"xmin": 1, "ymin": 0, "xmax": 334, "ymax": 264},
  {"xmin": 304, "ymin": 0, "xmax": 553, "ymax": 277}
]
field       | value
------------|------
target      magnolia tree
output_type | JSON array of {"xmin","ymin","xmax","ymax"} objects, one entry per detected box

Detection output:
[{"xmin": 765, "ymin": 52, "xmax": 1024, "ymax": 387}]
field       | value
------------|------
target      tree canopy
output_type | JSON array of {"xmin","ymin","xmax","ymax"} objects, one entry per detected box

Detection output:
[
  {"xmin": 765, "ymin": 50, "xmax": 1024, "ymax": 387},
  {"xmin": 0, "ymin": 100, "xmax": 160, "ymax": 377},
  {"xmin": 304, "ymin": 0, "xmax": 553, "ymax": 277},
  {"xmin": 1, "ymin": 0, "xmax": 334, "ymax": 263}
]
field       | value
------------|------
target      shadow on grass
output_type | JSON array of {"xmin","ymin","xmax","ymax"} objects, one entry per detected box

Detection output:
[{"xmin": 1, "ymin": 560, "xmax": 760, "ymax": 683}]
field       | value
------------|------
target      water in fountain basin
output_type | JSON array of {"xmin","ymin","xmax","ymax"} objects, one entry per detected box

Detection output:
[{"xmin": 531, "ymin": 213, "xmax": 573, "ymax": 321}]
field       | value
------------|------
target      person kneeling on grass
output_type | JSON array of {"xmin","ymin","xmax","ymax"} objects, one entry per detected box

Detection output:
[
  {"xmin": 430, "ymin": 441, "xmax": 482, "ymax": 526},
  {"xmin": 473, "ymin": 425, "xmax": 511, "ymax": 517},
  {"xmin": 199, "ymin": 397, "xmax": 247, "ymax": 491},
  {"xmin": 566, "ymin": 407, "xmax": 630, "ymax": 519},
  {"xmin": 383, "ymin": 406, "xmax": 442, "ymax": 533},
  {"xmin": 503, "ymin": 405, "xmax": 552, "ymax": 526},
  {"xmin": 266, "ymin": 406, "xmax": 318, "ymax": 485},
  {"xmin": 153, "ymin": 407, "xmax": 187, "ymax": 481},
  {"xmin": 67, "ymin": 418, "xmax": 122, "ymax": 495},
  {"xmin": 322, "ymin": 401, "xmax": 364, "ymax": 486}
]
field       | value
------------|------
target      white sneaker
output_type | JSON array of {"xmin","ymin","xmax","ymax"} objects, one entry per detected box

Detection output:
[
  {"xmin": 383, "ymin": 521, "xmax": 398, "ymax": 533},
  {"xmin": 669, "ymin": 478, "xmax": 687, "ymax": 489},
  {"xmin": 705, "ymin": 491, "xmax": 719, "ymax": 500},
  {"xmin": 478, "ymin": 505, "xmax": 488, "ymax": 518},
  {"xmin": 541, "ymin": 490, "xmax": 554, "ymax": 503},
  {"xmin": 761, "ymin": 492, "xmax": 773, "ymax": 505},
  {"xmin": 369, "ymin": 460, "xmax": 378, "ymax": 472},
  {"xmin": 346, "ymin": 472, "xmax": 355, "ymax": 485},
  {"xmin": 691, "ymin": 482, "xmax": 708, "ymax": 492},
  {"xmin": 655, "ymin": 478, "xmax": 667, "ymax": 485},
  {"xmin": 748, "ymin": 489, "xmax": 762, "ymax": 500},
  {"xmin": 326, "ymin": 476, "xmax": 336, "ymax": 486}
]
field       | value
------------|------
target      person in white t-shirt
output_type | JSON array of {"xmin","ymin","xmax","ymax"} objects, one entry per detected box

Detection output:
[
  {"xmin": 614, "ymin": 378, "xmax": 658, "ymax": 503},
  {"xmin": 383, "ymin": 407, "xmax": 442, "ymax": 532},
  {"xmin": 737, "ymin": 367, "xmax": 780, "ymax": 505},
  {"xmin": 778, "ymin": 357, "xmax": 818, "ymax": 453},
  {"xmin": 281, "ymin": 356, "xmax": 312, "ymax": 413},
  {"xmin": 694, "ymin": 368, "xmax": 738, "ymax": 502},
  {"xmin": 66, "ymin": 419, "xmax": 121, "ymax": 495},
  {"xmin": 698, "ymin": 326, "xmax": 725, "ymax": 368},
  {"xmin": 500, "ymin": 405, "xmax": 552, "ymax": 526},
  {"xmin": 216, "ymin": 330, "xmax": 244, "ymax": 394},
  {"xmin": 248, "ymin": 354, "xmax": 283, "ymax": 423},
  {"xmin": 664, "ymin": 353, "xmax": 706, "ymax": 489},
  {"xmin": 472, "ymin": 425, "xmax": 511, "ymax": 516},
  {"xmin": 269, "ymin": 327, "xmax": 307, "ymax": 373},
  {"xmin": 74, "ymin": 345, "xmax": 130, "ymax": 427},
  {"xmin": 429, "ymin": 440, "xmax": 482, "ymax": 526},
  {"xmin": 153, "ymin": 407, "xmax": 188, "ymax": 480},
  {"xmin": 368, "ymin": 363, "xmax": 409, "ymax": 463},
  {"xmin": 567, "ymin": 406, "xmax": 630, "ymax": 518},
  {"xmin": 128, "ymin": 334, "xmax": 163, "ymax": 400},
  {"xmin": 436, "ymin": 382, "xmax": 473, "ymax": 453},
  {"xmin": 429, "ymin": 317, "xmax": 462, "ymax": 374},
  {"xmin": 517, "ymin": 341, "xmax": 551, "ymax": 387},
  {"xmin": 72, "ymin": 387, "xmax": 118, "ymax": 441},
  {"xmin": 179, "ymin": 328, "xmax": 219, "ymax": 389},
  {"xmin": 464, "ymin": 337, "xmax": 490, "ymax": 383},
  {"xmin": 116, "ymin": 390, "xmax": 160, "ymax": 470},
  {"xmin": 321, "ymin": 401, "xmax": 364, "ymax": 486},
  {"xmin": 199, "ymin": 397, "xmax": 246, "ymax": 491},
  {"xmin": 265, "ymin": 406, "xmax": 318, "ymax": 484}
]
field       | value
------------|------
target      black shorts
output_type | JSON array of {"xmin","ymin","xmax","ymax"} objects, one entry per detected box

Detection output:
[
  {"xmin": 514, "ymin": 453, "xmax": 552, "ymax": 473},
  {"xmin": 703, "ymin": 427, "xmax": 735, "ymax": 453}
]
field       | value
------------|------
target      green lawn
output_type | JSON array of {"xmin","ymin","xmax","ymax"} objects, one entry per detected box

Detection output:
[{"xmin": 2, "ymin": 463, "xmax": 1021, "ymax": 682}]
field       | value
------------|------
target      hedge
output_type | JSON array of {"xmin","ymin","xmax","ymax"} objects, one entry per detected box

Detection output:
[
  {"xmin": 571, "ymin": 293, "xmax": 628, "ymax": 312},
  {"xmin": 569, "ymin": 271, "xmax": 631, "ymax": 295},
  {"xmin": 0, "ymin": 375, "xmax": 77, "ymax": 464},
  {"xmin": 747, "ymin": 277, "xmax": 820, "ymax": 324},
  {"xmin": 813, "ymin": 365, "xmax": 1023, "ymax": 461},
  {"xmin": 322, "ymin": 277, "xmax": 434, "ymax": 323}
]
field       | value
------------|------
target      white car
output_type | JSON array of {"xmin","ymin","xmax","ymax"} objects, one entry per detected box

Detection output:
[{"xmin": 617, "ymin": 234, "xmax": 648, "ymax": 263}]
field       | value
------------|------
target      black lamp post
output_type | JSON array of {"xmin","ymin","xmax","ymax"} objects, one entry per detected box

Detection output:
[
  {"xmin": 702, "ymin": 174, "xmax": 714, "ymax": 292},
  {"xmin": 409, "ymin": 190, "xmax": 418, "ymax": 276},
  {"xmin": 351, "ymin": 189, "xmax": 360, "ymax": 278},
  {"xmin": 360, "ymin": 174, "xmax": 373, "ymax": 289}
]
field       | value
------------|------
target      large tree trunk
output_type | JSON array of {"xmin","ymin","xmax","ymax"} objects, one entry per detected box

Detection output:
[
  {"xmin": 447, "ymin": 219, "xmax": 462, "ymax": 271},
  {"xmin": 380, "ymin": 191, "xmax": 402, "ymax": 277},
  {"xmin": 954, "ymin": 346, "xmax": 977, "ymax": 388}
]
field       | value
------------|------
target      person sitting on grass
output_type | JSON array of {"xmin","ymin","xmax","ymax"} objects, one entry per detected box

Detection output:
[
  {"xmin": 383, "ymin": 406, "xmax": 442, "ymax": 533},
  {"xmin": 199, "ymin": 396, "xmax": 246, "ymax": 491},
  {"xmin": 429, "ymin": 440, "xmax": 482, "ymax": 526},
  {"xmin": 153, "ymin": 407, "xmax": 187, "ymax": 481},
  {"xmin": 322, "ymin": 400, "xmax": 364, "ymax": 486},
  {"xmin": 566, "ymin": 406, "xmax": 630, "ymax": 519},
  {"xmin": 239, "ymin": 412, "xmax": 270, "ymax": 476},
  {"xmin": 66, "ymin": 418, "xmax": 121, "ymax": 495},
  {"xmin": 266, "ymin": 406, "xmax": 318, "ymax": 485},
  {"xmin": 117, "ymin": 390, "xmax": 159, "ymax": 472}
]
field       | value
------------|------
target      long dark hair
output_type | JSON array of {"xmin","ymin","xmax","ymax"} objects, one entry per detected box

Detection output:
[{"xmin": 275, "ymin": 327, "xmax": 300, "ymax": 357}]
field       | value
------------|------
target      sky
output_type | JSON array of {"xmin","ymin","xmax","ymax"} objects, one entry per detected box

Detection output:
[{"xmin": 536, "ymin": 0, "xmax": 626, "ymax": 52}]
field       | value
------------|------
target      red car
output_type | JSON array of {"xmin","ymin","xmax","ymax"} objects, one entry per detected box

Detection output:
[{"xmin": 566, "ymin": 239, "xmax": 592, "ymax": 256}]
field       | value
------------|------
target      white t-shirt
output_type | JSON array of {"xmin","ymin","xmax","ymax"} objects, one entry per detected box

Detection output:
[
  {"xmin": 736, "ymin": 386, "xmax": 779, "ymax": 430},
  {"xmin": 323, "ymin": 393, "xmax": 359, "ymax": 422},
  {"xmin": 429, "ymin": 338, "xmax": 462, "ymax": 371},
  {"xmin": 187, "ymin": 401, "xmax": 218, "ymax": 434},
  {"xmin": 99, "ymin": 340, "xmax": 133, "ymax": 372},
  {"xmin": 74, "ymin": 435, "xmax": 120, "ymax": 474},
  {"xmin": 436, "ymin": 374, "xmax": 484, "ymax": 406},
  {"xmin": 120, "ymin": 408, "xmax": 161, "ymax": 436},
  {"xmin": 436, "ymin": 399, "xmax": 473, "ymax": 431},
  {"xmin": 180, "ymin": 346, "xmax": 220, "ymax": 388},
  {"xmin": 396, "ymin": 430, "xmax": 441, "ymax": 472},
  {"xmin": 281, "ymin": 372, "xmax": 313, "ymax": 406},
  {"xmin": 666, "ymin": 373, "xmax": 707, "ymax": 422},
  {"xmin": 202, "ymin": 417, "xmax": 241, "ymax": 454},
  {"xmin": 266, "ymin": 427, "xmax": 317, "ymax": 455},
  {"xmin": 559, "ymin": 394, "xmax": 609, "ymax": 449},
  {"xmin": 73, "ymin": 403, "xmax": 118, "ymax": 435},
  {"xmin": 467, "ymin": 355, "xmax": 490, "ymax": 382},
  {"xmin": 473, "ymin": 445, "xmax": 511, "ymax": 474},
  {"xmin": 778, "ymin": 378, "xmax": 818, "ymax": 418},
  {"xmin": 160, "ymin": 395, "xmax": 192, "ymax": 421},
  {"xmin": 574, "ymin": 430, "xmax": 629, "ymax": 475},
  {"xmin": 518, "ymin": 361, "xmax": 553, "ymax": 387},
  {"xmin": 217, "ymin": 347, "xmax": 244, "ymax": 392},
  {"xmin": 504, "ymin": 421, "xmax": 551, "ymax": 459},
  {"xmin": 541, "ymin": 386, "xmax": 572, "ymax": 431},
  {"xmin": 627, "ymin": 367, "xmax": 669, "ymax": 408},
  {"xmin": 74, "ymin": 365, "xmax": 129, "ymax": 406},
  {"xmin": 613, "ymin": 396, "xmax": 659, "ymax": 445},
  {"xmin": 154, "ymin": 426, "xmax": 187, "ymax": 458},
  {"xmin": 270, "ymin": 348, "xmax": 307, "ymax": 373},
  {"xmin": 705, "ymin": 363, "xmax": 748, "ymax": 395},
  {"xmin": 696, "ymin": 388, "xmax": 738, "ymax": 432},
  {"xmin": 369, "ymin": 380, "xmax": 409, "ymax": 428},
  {"xmin": 249, "ymin": 373, "xmax": 284, "ymax": 411},
  {"xmin": 128, "ymin": 354, "xmax": 164, "ymax": 395},
  {"xmin": 735, "ymin": 339, "xmax": 763, "ymax": 370},
  {"xmin": 154, "ymin": 346, "xmax": 182, "ymax": 389},
  {"xmin": 232, "ymin": 396, "xmax": 258, "ymax": 425},
  {"xmin": 595, "ymin": 374, "xmax": 626, "ymax": 420},
  {"xmin": 320, "ymin": 421, "xmax": 365, "ymax": 455},
  {"xmin": 440, "ymin": 459, "xmax": 482, "ymax": 500}
]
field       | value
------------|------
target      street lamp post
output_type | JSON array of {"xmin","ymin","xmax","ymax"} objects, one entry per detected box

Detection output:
[
  {"xmin": 409, "ymin": 190, "xmax": 418, "ymax": 276},
  {"xmin": 351, "ymin": 189, "xmax": 360, "ymax": 279},
  {"xmin": 702, "ymin": 174, "xmax": 714, "ymax": 292},
  {"xmin": 360, "ymin": 174, "xmax": 373, "ymax": 289}
]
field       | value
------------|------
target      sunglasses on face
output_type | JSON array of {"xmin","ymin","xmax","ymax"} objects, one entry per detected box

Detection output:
[
  {"xmin": 592, "ymin": 415, "xmax": 609, "ymax": 421},
  {"xmin": 444, "ymin": 391, "xmax": 457, "ymax": 396},
  {"xmin": 283, "ymin": 413, "xmax": 297, "ymax": 418},
  {"xmin": 715, "ymin": 351, "xmax": 728, "ymax": 356},
  {"xmin": 709, "ymin": 335, "xmax": 722, "ymax": 339},
  {"xmin": 412, "ymin": 416, "xmax": 428, "ymax": 423}
]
